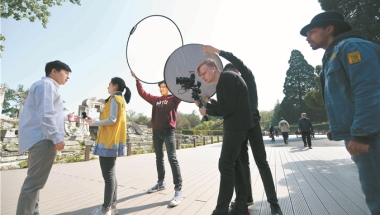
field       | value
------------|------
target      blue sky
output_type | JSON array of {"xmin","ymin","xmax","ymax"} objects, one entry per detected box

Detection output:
[{"xmin": 1, "ymin": 0, "xmax": 324, "ymax": 117}]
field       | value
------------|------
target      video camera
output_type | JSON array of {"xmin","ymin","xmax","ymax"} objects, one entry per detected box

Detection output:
[{"xmin": 176, "ymin": 73, "xmax": 208, "ymax": 121}]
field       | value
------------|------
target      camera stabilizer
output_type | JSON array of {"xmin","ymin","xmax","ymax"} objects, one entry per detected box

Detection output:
[{"xmin": 176, "ymin": 73, "xmax": 208, "ymax": 121}]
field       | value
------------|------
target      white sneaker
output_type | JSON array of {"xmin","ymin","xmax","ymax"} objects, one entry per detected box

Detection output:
[
  {"xmin": 170, "ymin": 190, "xmax": 183, "ymax": 207},
  {"xmin": 111, "ymin": 206, "xmax": 118, "ymax": 215},
  {"xmin": 91, "ymin": 208, "xmax": 111, "ymax": 215}
]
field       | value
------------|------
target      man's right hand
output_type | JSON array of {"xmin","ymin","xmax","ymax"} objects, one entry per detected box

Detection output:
[
  {"xmin": 131, "ymin": 70, "xmax": 137, "ymax": 79},
  {"xmin": 55, "ymin": 141, "xmax": 65, "ymax": 151},
  {"xmin": 203, "ymin": 45, "xmax": 220, "ymax": 54}
]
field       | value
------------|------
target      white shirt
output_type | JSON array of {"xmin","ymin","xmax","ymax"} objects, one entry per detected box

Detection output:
[{"xmin": 18, "ymin": 77, "xmax": 67, "ymax": 152}]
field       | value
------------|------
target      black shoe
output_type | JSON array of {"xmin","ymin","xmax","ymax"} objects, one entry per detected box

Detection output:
[
  {"xmin": 309, "ymin": 147, "xmax": 312, "ymax": 149},
  {"xmin": 304, "ymin": 145, "xmax": 307, "ymax": 147},
  {"xmin": 230, "ymin": 199, "xmax": 254, "ymax": 208},
  {"xmin": 228, "ymin": 207, "xmax": 249, "ymax": 215},
  {"xmin": 270, "ymin": 203, "xmax": 283, "ymax": 215}
]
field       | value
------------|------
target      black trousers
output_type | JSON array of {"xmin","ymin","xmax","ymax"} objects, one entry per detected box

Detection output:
[
  {"xmin": 282, "ymin": 132, "xmax": 289, "ymax": 143},
  {"xmin": 99, "ymin": 156, "xmax": 117, "ymax": 211},
  {"xmin": 238, "ymin": 122, "xmax": 279, "ymax": 205},
  {"xmin": 213, "ymin": 129, "xmax": 248, "ymax": 215},
  {"xmin": 301, "ymin": 131, "xmax": 312, "ymax": 147}
]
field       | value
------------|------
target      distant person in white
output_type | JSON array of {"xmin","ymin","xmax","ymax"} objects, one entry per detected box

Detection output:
[
  {"xmin": 278, "ymin": 117, "xmax": 290, "ymax": 145},
  {"xmin": 16, "ymin": 60, "xmax": 79, "ymax": 215}
]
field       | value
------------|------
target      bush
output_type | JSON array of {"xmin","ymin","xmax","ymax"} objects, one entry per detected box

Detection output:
[
  {"xmin": 18, "ymin": 160, "xmax": 28, "ymax": 168},
  {"xmin": 182, "ymin": 130, "xmax": 194, "ymax": 135}
]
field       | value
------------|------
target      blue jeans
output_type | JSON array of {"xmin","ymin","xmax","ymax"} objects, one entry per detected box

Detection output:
[
  {"xmin": 153, "ymin": 130, "xmax": 182, "ymax": 190},
  {"xmin": 344, "ymin": 135, "xmax": 380, "ymax": 215}
]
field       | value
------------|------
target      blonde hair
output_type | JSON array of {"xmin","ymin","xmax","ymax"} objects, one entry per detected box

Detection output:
[{"xmin": 197, "ymin": 59, "xmax": 218, "ymax": 76}]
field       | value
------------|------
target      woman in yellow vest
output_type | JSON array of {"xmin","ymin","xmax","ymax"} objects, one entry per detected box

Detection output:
[{"xmin": 84, "ymin": 77, "xmax": 131, "ymax": 215}]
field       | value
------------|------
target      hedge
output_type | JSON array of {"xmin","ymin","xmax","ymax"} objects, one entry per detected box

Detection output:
[{"xmin": 179, "ymin": 130, "xmax": 223, "ymax": 135}]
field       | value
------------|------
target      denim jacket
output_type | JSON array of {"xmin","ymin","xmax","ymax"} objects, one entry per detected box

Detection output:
[{"xmin": 320, "ymin": 30, "xmax": 380, "ymax": 143}]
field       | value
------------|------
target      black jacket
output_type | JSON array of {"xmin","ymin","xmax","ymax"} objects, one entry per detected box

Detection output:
[
  {"xmin": 219, "ymin": 50, "xmax": 259, "ymax": 119},
  {"xmin": 298, "ymin": 117, "xmax": 313, "ymax": 132},
  {"xmin": 206, "ymin": 71, "xmax": 253, "ymax": 131}
]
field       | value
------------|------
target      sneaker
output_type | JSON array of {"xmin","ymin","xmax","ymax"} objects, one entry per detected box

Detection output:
[
  {"xmin": 148, "ymin": 181, "xmax": 166, "ymax": 193},
  {"xmin": 91, "ymin": 208, "xmax": 111, "ymax": 215},
  {"xmin": 309, "ymin": 147, "xmax": 313, "ymax": 149},
  {"xmin": 230, "ymin": 199, "xmax": 254, "ymax": 208},
  {"xmin": 270, "ymin": 203, "xmax": 283, "ymax": 215},
  {"xmin": 111, "ymin": 206, "xmax": 118, "ymax": 215},
  {"xmin": 169, "ymin": 190, "xmax": 183, "ymax": 207}
]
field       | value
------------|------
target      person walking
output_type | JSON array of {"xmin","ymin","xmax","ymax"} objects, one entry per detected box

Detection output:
[
  {"xmin": 279, "ymin": 117, "xmax": 290, "ymax": 145},
  {"xmin": 298, "ymin": 113, "xmax": 313, "ymax": 149},
  {"xmin": 300, "ymin": 11, "xmax": 380, "ymax": 214},
  {"xmin": 84, "ymin": 77, "xmax": 131, "ymax": 215},
  {"xmin": 269, "ymin": 124, "xmax": 275, "ymax": 142},
  {"xmin": 16, "ymin": 60, "xmax": 79, "ymax": 215},
  {"xmin": 131, "ymin": 71, "xmax": 183, "ymax": 207}
]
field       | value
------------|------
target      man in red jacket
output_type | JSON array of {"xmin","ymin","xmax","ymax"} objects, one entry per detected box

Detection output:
[{"xmin": 131, "ymin": 71, "xmax": 183, "ymax": 207}]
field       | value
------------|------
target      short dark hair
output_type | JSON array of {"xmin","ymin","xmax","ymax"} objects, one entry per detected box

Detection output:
[
  {"xmin": 158, "ymin": 80, "xmax": 166, "ymax": 87},
  {"xmin": 45, "ymin": 60, "xmax": 71, "ymax": 76},
  {"xmin": 110, "ymin": 77, "xmax": 131, "ymax": 104},
  {"xmin": 223, "ymin": 63, "xmax": 236, "ymax": 72}
]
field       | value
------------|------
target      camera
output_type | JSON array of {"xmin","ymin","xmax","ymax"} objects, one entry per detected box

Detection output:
[
  {"xmin": 176, "ymin": 72, "xmax": 208, "ymax": 121},
  {"xmin": 81, "ymin": 112, "xmax": 87, "ymax": 119},
  {"xmin": 176, "ymin": 73, "xmax": 196, "ymax": 88}
]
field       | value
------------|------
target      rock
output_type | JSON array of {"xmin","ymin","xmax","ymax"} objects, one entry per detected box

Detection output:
[
  {"xmin": 65, "ymin": 141, "xmax": 80, "ymax": 146},
  {"xmin": 4, "ymin": 148, "xmax": 18, "ymax": 152}
]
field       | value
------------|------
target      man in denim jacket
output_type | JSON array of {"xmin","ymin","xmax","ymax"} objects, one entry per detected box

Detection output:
[{"xmin": 301, "ymin": 11, "xmax": 380, "ymax": 214}]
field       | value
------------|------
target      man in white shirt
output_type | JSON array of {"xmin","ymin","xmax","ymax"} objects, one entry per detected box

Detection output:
[
  {"xmin": 16, "ymin": 60, "xmax": 79, "ymax": 215},
  {"xmin": 278, "ymin": 117, "xmax": 290, "ymax": 145}
]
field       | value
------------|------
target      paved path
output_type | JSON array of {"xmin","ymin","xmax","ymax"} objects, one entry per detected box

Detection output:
[{"xmin": 1, "ymin": 135, "xmax": 370, "ymax": 214}]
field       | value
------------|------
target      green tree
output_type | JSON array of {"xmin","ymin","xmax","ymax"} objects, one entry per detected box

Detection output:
[
  {"xmin": 259, "ymin": 110, "xmax": 274, "ymax": 131},
  {"xmin": 0, "ymin": 0, "xmax": 81, "ymax": 56},
  {"xmin": 271, "ymin": 100, "xmax": 281, "ymax": 126},
  {"xmin": 1, "ymin": 84, "xmax": 28, "ymax": 117},
  {"xmin": 185, "ymin": 110, "xmax": 201, "ymax": 128},
  {"xmin": 194, "ymin": 121, "xmax": 215, "ymax": 130},
  {"xmin": 126, "ymin": 110, "xmax": 151, "ymax": 127},
  {"xmin": 278, "ymin": 50, "xmax": 327, "ymax": 124},
  {"xmin": 304, "ymin": 65, "xmax": 325, "ymax": 110},
  {"xmin": 319, "ymin": 0, "xmax": 380, "ymax": 45},
  {"xmin": 177, "ymin": 112, "xmax": 191, "ymax": 130},
  {"xmin": 2, "ymin": 84, "xmax": 16, "ymax": 116}
]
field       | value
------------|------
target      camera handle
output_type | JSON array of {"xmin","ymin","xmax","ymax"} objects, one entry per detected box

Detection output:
[{"xmin": 197, "ymin": 99, "xmax": 209, "ymax": 122}]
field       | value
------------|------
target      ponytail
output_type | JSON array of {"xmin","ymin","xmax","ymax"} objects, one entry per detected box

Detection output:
[{"xmin": 124, "ymin": 86, "xmax": 131, "ymax": 104}]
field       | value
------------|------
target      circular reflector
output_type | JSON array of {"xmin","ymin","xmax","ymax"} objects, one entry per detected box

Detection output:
[
  {"xmin": 126, "ymin": 15, "xmax": 183, "ymax": 84},
  {"xmin": 164, "ymin": 44, "xmax": 222, "ymax": 103}
]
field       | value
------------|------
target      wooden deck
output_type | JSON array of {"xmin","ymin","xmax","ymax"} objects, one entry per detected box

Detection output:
[{"xmin": 0, "ymin": 135, "xmax": 370, "ymax": 215}]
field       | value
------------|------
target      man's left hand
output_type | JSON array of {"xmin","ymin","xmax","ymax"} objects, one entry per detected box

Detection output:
[
  {"xmin": 347, "ymin": 140, "xmax": 369, "ymax": 155},
  {"xmin": 199, "ymin": 108, "xmax": 207, "ymax": 116},
  {"xmin": 68, "ymin": 112, "xmax": 80, "ymax": 122}
]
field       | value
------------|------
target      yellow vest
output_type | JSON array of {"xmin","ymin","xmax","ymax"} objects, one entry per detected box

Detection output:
[{"xmin": 94, "ymin": 95, "xmax": 126, "ymax": 157}]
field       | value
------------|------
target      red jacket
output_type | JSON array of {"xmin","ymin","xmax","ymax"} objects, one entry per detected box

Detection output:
[{"xmin": 136, "ymin": 80, "xmax": 181, "ymax": 131}]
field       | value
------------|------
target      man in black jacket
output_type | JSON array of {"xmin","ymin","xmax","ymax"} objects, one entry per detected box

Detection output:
[
  {"xmin": 203, "ymin": 45, "xmax": 283, "ymax": 215},
  {"xmin": 298, "ymin": 113, "xmax": 313, "ymax": 149},
  {"xmin": 196, "ymin": 59, "xmax": 252, "ymax": 215}
]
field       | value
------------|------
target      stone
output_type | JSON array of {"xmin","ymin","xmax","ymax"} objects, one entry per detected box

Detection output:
[{"xmin": 65, "ymin": 141, "xmax": 80, "ymax": 146}]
